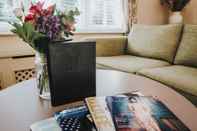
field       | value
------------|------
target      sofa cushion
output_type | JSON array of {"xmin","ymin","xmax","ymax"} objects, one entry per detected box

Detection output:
[
  {"xmin": 96, "ymin": 55, "xmax": 170, "ymax": 73},
  {"xmin": 127, "ymin": 24, "xmax": 182, "ymax": 63},
  {"xmin": 138, "ymin": 65, "xmax": 197, "ymax": 97},
  {"xmin": 83, "ymin": 37, "xmax": 127, "ymax": 57},
  {"xmin": 174, "ymin": 25, "xmax": 197, "ymax": 67}
]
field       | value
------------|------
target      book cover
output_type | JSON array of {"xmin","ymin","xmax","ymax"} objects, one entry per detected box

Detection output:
[
  {"xmin": 54, "ymin": 105, "xmax": 96, "ymax": 131},
  {"xmin": 105, "ymin": 94, "xmax": 190, "ymax": 131},
  {"xmin": 30, "ymin": 105, "xmax": 96, "ymax": 131},
  {"xmin": 85, "ymin": 97, "xmax": 116, "ymax": 131}
]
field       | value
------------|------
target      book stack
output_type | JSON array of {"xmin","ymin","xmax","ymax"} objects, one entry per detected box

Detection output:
[{"xmin": 31, "ymin": 93, "xmax": 190, "ymax": 131}]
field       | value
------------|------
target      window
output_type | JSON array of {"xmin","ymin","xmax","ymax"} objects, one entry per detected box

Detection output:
[
  {"xmin": 0, "ymin": 1, "xmax": 13, "ymax": 22},
  {"xmin": 60, "ymin": 0, "xmax": 128, "ymax": 33},
  {"xmin": 0, "ymin": 0, "xmax": 15, "ymax": 34},
  {"xmin": 0, "ymin": 0, "xmax": 29, "ymax": 34},
  {"xmin": 0, "ymin": 0, "xmax": 127, "ymax": 34}
]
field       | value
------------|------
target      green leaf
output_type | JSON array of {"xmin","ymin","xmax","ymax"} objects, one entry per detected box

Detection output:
[
  {"xmin": 11, "ymin": 29, "xmax": 17, "ymax": 33},
  {"xmin": 13, "ymin": 23, "xmax": 27, "ymax": 42},
  {"xmin": 23, "ymin": 22, "xmax": 35, "ymax": 43}
]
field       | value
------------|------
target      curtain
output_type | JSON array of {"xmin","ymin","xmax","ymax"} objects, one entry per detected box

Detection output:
[{"xmin": 128, "ymin": 0, "xmax": 138, "ymax": 29}]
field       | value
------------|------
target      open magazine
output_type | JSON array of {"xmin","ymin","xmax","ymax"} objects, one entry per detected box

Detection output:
[{"xmin": 85, "ymin": 93, "xmax": 190, "ymax": 131}]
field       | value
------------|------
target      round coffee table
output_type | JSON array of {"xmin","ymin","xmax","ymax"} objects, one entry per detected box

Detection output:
[{"xmin": 0, "ymin": 69, "xmax": 196, "ymax": 131}]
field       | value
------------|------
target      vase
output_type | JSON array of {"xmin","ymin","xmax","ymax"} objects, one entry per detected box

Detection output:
[
  {"xmin": 34, "ymin": 37, "xmax": 72, "ymax": 100},
  {"xmin": 169, "ymin": 12, "xmax": 183, "ymax": 24},
  {"xmin": 35, "ymin": 51, "xmax": 50, "ymax": 100}
]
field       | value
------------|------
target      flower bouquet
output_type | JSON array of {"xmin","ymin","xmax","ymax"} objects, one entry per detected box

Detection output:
[
  {"xmin": 10, "ymin": 1, "xmax": 79, "ymax": 99},
  {"xmin": 161, "ymin": 0, "xmax": 190, "ymax": 24},
  {"xmin": 161, "ymin": 0, "xmax": 190, "ymax": 12}
]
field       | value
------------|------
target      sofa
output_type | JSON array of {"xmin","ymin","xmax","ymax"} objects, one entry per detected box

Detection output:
[{"xmin": 84, "ymin": 24, "xmax": 197, "ymax": 106}]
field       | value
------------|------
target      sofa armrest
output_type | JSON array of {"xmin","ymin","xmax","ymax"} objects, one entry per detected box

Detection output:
[{"xmin": 82, "ymin": 36, "xmax": 127, "ymax": 57}]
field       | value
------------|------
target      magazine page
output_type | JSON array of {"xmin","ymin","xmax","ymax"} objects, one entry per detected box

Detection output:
[{"xmin": 30, "ymin": 118, "xmax": 61, "ymax": 131}]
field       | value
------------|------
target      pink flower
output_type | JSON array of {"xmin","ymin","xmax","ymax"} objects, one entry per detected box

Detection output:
[
  {"xmin": 13, "ymin": 8, "xmax": 24, "ymax": 18},
  {"xmin": 43, "ymin": 5, "xmax": 55, "ymax": 16}
]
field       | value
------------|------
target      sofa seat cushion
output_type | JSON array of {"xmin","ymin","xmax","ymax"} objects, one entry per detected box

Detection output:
[
  {"xmin": 174, "ymin": 24, "xmax": 197, "ymax": 67},
  {"xmin": 96, "ymin": 55, "xmax": 170, "ymax": 73},
  {"xmin": 138, "ymin": 65, "xmax": 197, "ymax": 97},
  {"xmin": 127, "ymin": 24, "xmax": 182, "ymax": 63}
]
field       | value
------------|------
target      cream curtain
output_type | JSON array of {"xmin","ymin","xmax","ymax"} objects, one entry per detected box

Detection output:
[{"xmin": 128, "ymin": 0, "xmax": 138, "ymax": 29}]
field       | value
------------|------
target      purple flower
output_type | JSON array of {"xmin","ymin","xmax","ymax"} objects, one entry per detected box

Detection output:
[{"xmin": 36, "ymin": 15, "xmax": 62, "ymax": 40}]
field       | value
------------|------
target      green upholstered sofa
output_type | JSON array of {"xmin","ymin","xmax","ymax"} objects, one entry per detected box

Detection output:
[{"xmin": 84, "ymin": 24, "xmax": 197, "ymax": 106}]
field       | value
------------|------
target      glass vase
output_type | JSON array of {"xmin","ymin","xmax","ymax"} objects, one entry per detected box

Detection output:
[{"xmin": 35, "ymin": 51, "xmax": 50, "ymax": 100}]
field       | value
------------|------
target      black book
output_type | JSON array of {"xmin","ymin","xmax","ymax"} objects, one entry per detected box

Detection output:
[{"xmin": 47, "ymin": 41, "xmax": 96, "ymax": 106}]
